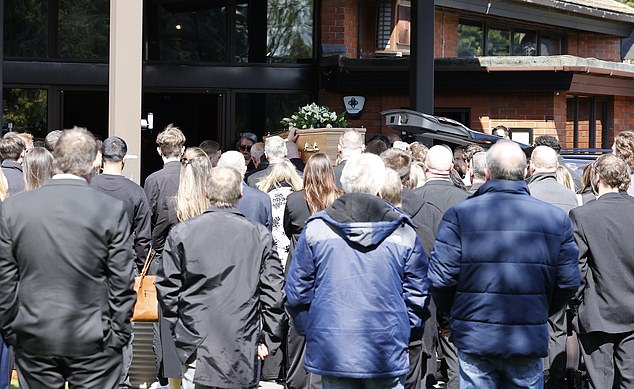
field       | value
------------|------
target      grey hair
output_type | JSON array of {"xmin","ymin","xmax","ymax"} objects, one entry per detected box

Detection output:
[
  {"xmin": 471, "ymin": 152, "xmax": 487, "ymax": 180},
  {"xmin": 264, "ymin": 136, "xmax": 287, "ymax": 160},
  {"xmin": 207, "ymin": 167, "xmax": 242, "ymax": 208},
  {"xmin": 341, "ymin": 153, "xmax": 386, "ymax": 195},
  {"xmin": 217, "ymin": 150, "xmax": 248, "ymax": 178},
  {"xmin": 486, "ymin": 140, "xmax": 527, "ymax": 181}
]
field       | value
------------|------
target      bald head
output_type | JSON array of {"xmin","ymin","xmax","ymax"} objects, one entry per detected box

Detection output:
[
  {"xmin": 530, "ymin": 145, "xmax": 558, "ymax": 173},
  {"xmin": 425, "ymin": 145, "xmax": 454, "ymax": 175},
  {"xmin": 338, "ymin": 130, "xmax": 365, "ymax": 160},
  {"xmin": 486, "ymin": 140, "xmax": 527, "ymax": 181}
]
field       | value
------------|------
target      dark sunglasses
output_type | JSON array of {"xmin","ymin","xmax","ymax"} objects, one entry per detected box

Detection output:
[{"xmin": 239, "ymin": 145, "xmax": 252, "ymax": 152}]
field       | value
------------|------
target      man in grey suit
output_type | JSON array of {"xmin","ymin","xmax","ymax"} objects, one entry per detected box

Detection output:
[
  {"xmin": 569, "ymin": 154, "xmax": 634, "ymax": 389},
  {"xmin": 0, "ymin": 127, "xmax": 136, "ymax": 388}
]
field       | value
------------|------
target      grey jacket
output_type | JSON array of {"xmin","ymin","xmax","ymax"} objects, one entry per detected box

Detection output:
[{"xmin": 527, "ymin": 173, "xmax": 578, "ymax": 214}]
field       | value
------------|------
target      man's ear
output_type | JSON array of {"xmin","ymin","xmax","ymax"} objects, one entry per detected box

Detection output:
[{"xmin": 485, "ymin": 169, "xmax": 492, "ymax": 181}]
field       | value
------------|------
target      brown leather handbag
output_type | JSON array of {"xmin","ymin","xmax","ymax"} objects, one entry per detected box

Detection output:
[{"xmin": 132, "ymin": 249, "xmax": 158, "ymax": 322}]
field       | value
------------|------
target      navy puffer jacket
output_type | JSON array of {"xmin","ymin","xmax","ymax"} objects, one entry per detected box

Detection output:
[
  {"xmin": 285, "ymin": 193, "xmax": 430, "ymax": 378},
  {"xmin": 429, "ymin": 179, "xmax": 580, "ymax": 358}
]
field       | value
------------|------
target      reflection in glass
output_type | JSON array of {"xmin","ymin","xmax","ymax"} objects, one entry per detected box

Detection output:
[
  {"xmin": 4, "ymin": 0, "xmax": 48, "ymax": 58},
  {"xmin": 512, "ymin": 31, "xmax": 537, "ymax": 56},
  {"xmin": 487, "ymin": 28, "xmax": 511, "ymax": 56},
  {"xmin": 3, "ymin": 89, "xmax": 48, "ymax": 137},
  {"xmin": 458, "ymin": 22, "xmax": 483, "ymax": 57},
  {"xmin": 540, "ymin": 34, "xmax": 562, "ymax": 56},
  {"xmin": 157, "ymin": 1, "xmax": 227, "ymax": 62},
  {"xmin": 235, "ymin": 93, "xmax": 311, "ymax": 138},
  {"xmin": 267, "ymin": 0, "xmax": 314, "ymax": 62},
  {"xmin": 58, "ymin": 0, "xmax": 110, "ymax": 60}
]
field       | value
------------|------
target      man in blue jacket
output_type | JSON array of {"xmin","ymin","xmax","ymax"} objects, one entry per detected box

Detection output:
[
  {"xmin": 429, "ymin": 140, "xmax": 580, "ymax": 389},
  {"xmin": 286, "ymin": 153, "xmax": 430, "ymax": 389}
]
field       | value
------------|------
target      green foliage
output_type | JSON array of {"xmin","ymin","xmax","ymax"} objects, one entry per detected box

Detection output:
[
  {"xmin": 3, "ymin": 89, "xmax": 48, "ymax": 135},
  {"xmin": 615, "ymin": 0, "xmax": 634, "ymax": 7},
  {"xmin": 281, "ymin": 103, "xmax": 347, "ymax": 129},
  {"xmin": 458, "ymin": 23, "xmax": 483, "ymax": 57}
]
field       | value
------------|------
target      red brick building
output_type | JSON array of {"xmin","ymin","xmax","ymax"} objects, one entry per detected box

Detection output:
[{"xmin": 319, "ymin": 0, "xmax": 634, "ymax": 148}]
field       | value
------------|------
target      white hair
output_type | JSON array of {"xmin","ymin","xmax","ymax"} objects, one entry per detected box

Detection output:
[
  {"xmin": 265, "ymin": 136, "xmax": 287, "ymax": 160},
  {"xmin": 340, "ymin": 153, "xmax": 386, "ymax": 195},
  {"xmin": 217, "ymin": 150, "xmax": 247, "ymax": 178}
]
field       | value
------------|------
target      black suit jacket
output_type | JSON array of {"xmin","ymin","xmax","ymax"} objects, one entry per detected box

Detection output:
[
  {"xmin": 414, "ymin": 179, "xmax": 469, "ymax": 214},
  {"xmin": 569, "ymin": 192, "xmax": 634, "ymax": 334},
  {"xmin": 0, "ymin": 178, "xmax": 135, "ymax": 356},
  {"xmin": 144, "ymin": 161, "xmax": 180, "ymax": 257},
  {"xmin": 1, "ymin": 160, "xmax": 23, "ymax": 195}
]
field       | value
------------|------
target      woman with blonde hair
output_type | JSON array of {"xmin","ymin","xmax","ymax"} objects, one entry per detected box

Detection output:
[
  {"xmin": 23, "ymin": 147, "xmax": 54, "ymax": 191},
  {"xmin": 176, "ymin": 147, "xmax": 213, "ymax": 222},
  {"xmin": 283, "ymin": 153, "xmax": 342, "ymax": 389}
]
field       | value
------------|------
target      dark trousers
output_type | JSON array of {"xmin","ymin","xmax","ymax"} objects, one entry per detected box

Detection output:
[
  {"xmin": 545, "ymin": 308, "xmax": 567, "ymax": 388},
  {"xmin": 286, "ymin": 318, "xmax": 321, "ymax": 389},
  {"xmin": 439, "ymin": 335, "xmax": 459, "ymax": 389},
  {"xmin": 405, "ymin": 342, "xmax": 424, "ymax": 389},
  {"xmin": 15, "ymin": 346, "xmax": 122, "ymax": 389},
  {"xmin": 579, "ymin": 330, "xmax": 634, "ymax": 389}
]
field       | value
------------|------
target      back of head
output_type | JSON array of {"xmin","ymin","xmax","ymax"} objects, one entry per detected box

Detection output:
[
  {"xmin": 24, "ymin": 147, "xmax": 54, "ymax": 191},
  {"xmin": 530, "ymin": 145, "xmax": 558, "ymax": 172},
  {"xmin": 381, "ymin": 168, "xmax": 403, "ymax": 207},
  {"xmin": 207, "ymin": 166, "xmax": 242, "ymax": 208},
  {"xmin": 177, "ymin": 147, "xmax": 213, "ymax": 222},
  {"xmin": 555, "ymin": 166, "xmax": 575, "ymax": 191},
  {"xmin": 217, "ymin": 150, "xmax": 248, "ymax": 177},
  {"xmin": 339, "ymin": 129, "xmax": 365, "ymax": 151},
  {"xmin": 465, "ymin": 144, "xmax": 486, "ymax": 164},
  {"xmin": 0, "ymin": 133, "xmax": 26, "ymax": 161},
  {"xmin": 493, "ymin": 125, "xmax": 511, "ymax": 139},
  {"xmin": 156, "ymin": 124, "xmax": 186, "ymax": 158},
  {"xmin": 45, "ymin": 130, "xmax": 64, "ymax": 152},
  {"xmin": 409, "ymin": 142, "xmax": 428, "ymax": 163},
  {"xmin": 304, "ymin": 153, "xmax": 341, "ymax": 214},
  {"xmin": 53, "ymin": 127, "xmax": 97, "ymax": 176},
  {"xmin": 613, "ymin": 130, "xmax": 634, "ymax": 170},
  {"xmin": 101, "ymin": 136, "xmax": 127, "ymax": 162},
  {"xmin": 250, "ymin": 142, "xmax": 265, "ymax": 160},
  {"xmin": 593, "ymin": 153, "xmax": 630, "ymax": 192},
  {"xmin": 340, "ymin": 153, "xmax": 386, "ymax": 195},
  {"xmin": 471, "ymin": 151, "xmax": 487, "ymax": 180},
  {"xmin": 486, "ymin": 140, "xmax": 527, "ymax": 181},
  {"xmin": 365, "ymin": 138, "xmax": 388, "ymax": 156},
  {"xmin": 257, "ymin": 159, "xmax": 302, "ymax": 192},
  {"xmin": 381, "ymin": 148, "xmax": 411, "ymax": 183},
  {"xmin": 425, "ymin": 145, "xmax": 454, "ymax": 174},
  {"xmin": 199, "ymin": 140, "xmax": 221, "ymax": 157},
  {"xmin": 16, "ymin": 133, "xmax": 34, "ymax": 150},
  {"xmin": 533, "ymin": 135, "xmax": 561, "ymax": 154},
  {"xmin": 264, "ymin": 136, "xmax": 287, "ymax": 161}
]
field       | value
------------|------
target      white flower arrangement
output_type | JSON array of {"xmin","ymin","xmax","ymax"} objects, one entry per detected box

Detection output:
[{"xmin": 281, "ymin": 103, "xmax": 347, "ymax": 130}]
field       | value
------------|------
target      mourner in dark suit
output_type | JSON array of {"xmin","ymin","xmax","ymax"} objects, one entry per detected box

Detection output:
[
  {"xmin": 247, "ymin": 136, "xmax": 303, "ymax": 189},
  {"xmin": 157, "ymin": 167, "xmax": 285, "ymax": 389},
  {"xmin": 0, "ymin": 128, "xmax": 136, "ymax": 389},
  {"xmin": 333, "ymin": 129, "xmax": 364, "ymax": 188},
  {"xmin": 0, "ymin": 133, "xmax": 26, "ymax": 195},
  {"xmin": 218, "ymin": 150, "xmax": 273, "ymax": 230},
  {"xmin": 143, "ymin": 124, "xmax": 186, "ymax": 386},
  {"xmin": 569, "ymin": 154, "xmax": 634, "ymax": 389}
]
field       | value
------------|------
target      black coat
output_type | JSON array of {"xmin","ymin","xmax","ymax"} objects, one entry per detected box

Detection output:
[
  {"xmin": 92, "ymin": 174, "xmax": 152, "ymax": 272},
  {"xmin": 400, "ymin": 188, "xmax": 442, "ymax": 256},
  {"xmin": 157, "ymin": 208, "xmax": 285, "ymax": 388},
  {"xmin": 0, "ymin": 179, "xmax": 136, "ymax": 356},
  {"xmin": 143, "ymin": 161, "xmax": 180, "ymax": 258},
  {"xmin": 284, "ymin": 190, "xmax": 312, "ymax": 274},
  {"xmin": 569, "ymin": 192, "xmax": 634, "ymax": 334},
  {"xmin": 1, "ymin": 160, "xmax": 23, "ymax": 195},
  {"xmin": 414, "ymin": 179, "xmax": 469, "ymax": 214}
]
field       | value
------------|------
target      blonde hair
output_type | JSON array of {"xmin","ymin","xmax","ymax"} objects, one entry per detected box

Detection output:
[
  {"xmin": 555, "ymin": 166, "xmax": 575, "ymax": 191},
  {"xmin": 303, "ymin": 153, "xmax": 342, "ymax": 214},
  {"xmin": 408, "ymin": 162, "xmax": 426, "ymax": 189},
  {"xmin": 257, "ymin": 159, "xmax": 303, "ymax": 193},
  {"xmin": 24, "ymin": 147, "xmax": 54, "ymax": 191},
  {"xmin": 0, "ymin": 169, "xmax": 9, "ymax": 201},
  {"xmin": 176, "ymin": 147, "xmax": 212, "ymax": 222},
  {"xmin": 156, "ymin": 124, "xmax": 186, "ymax": 158},
  {"xmin": 381, "ymin": 168, "xmax": 403, "ymax": 207}
]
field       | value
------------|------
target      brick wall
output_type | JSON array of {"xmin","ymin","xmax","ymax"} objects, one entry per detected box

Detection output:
[
  {"xmin": 322, "ymin": 0, "xmax": 360, "ymax": 57},
  {"xmin": 566, "ymin": 32, "xmax": 621, "ymax": 61},
  {"xmin": 613, "ymin": 96, "xmax": 634, "ymax": 135},
  {"xmin": 434, "ymin": 9, "xmax": 459, "ymax": 58}
]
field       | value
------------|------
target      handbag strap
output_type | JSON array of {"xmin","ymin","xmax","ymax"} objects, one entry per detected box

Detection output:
[{"xmin": 139, "ymin": 248, "xmax": 155, "ymax": 279}]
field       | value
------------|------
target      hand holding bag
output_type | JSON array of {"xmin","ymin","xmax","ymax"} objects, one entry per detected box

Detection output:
[{"xmin": 132, "ymin": 249, "xmax": 158, "ymax": 322}]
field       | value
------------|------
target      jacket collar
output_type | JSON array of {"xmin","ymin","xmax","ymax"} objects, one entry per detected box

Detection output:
[
  {"xmin": 473, "ymin": 179, "xmax": 531, "ymax": 197},
  {"xmin": 526, "ymin": 172, "xmax": 557, "ymax": 184},
  {"xmin": 42, "ymin": 178, "xmax": 90, "ymax": 188},
  {"xmin": 423, "ymin": 179, "xmax": 453, "ymax": 187},
  {"xmin": 1, "ymin": 160, "xmax": 22, "ymax": 172},
  {"xmin": 203, "ymin": 207, "xmax": 245, "ymax": 217}
]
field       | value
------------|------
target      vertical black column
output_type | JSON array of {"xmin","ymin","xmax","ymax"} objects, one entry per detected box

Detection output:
[
  {"xmin": 589, "ymin": 97, "xmax": 596, "ymax": 149},
  {"xmin": 410, "ymin": 0, "xmax": 434, "ymax": 114},
  {"xmin": 573, "ymin": 96, "xmax": 579, "ymax": 149},
  {"xmin": 601, "ymin": 101, "xmax": 610, "ymax": 149}
]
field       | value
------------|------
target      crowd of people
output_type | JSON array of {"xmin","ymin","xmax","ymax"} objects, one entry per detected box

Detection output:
[{"xmin": 0, "ymin": 124, "xmax": 632, "ymax": 389}]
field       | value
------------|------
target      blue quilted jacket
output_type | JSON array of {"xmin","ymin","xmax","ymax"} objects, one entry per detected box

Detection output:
[
  {"xmin": 285, "ymin": 193, "xmax": 430, "ymax": 378},
  {"xmin": 429, "ymin": 179, "xmax": 580, "ymax": 358}
]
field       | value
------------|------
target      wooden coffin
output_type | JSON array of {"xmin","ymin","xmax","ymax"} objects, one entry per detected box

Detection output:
[{"xmin": 269, "ymin": 128, "xmax": 366, "ymax": 164}]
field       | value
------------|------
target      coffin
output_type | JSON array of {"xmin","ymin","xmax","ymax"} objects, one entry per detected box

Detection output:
[{"xmin": 269, "ymin": 128, "xmax": 366, "ymax": 164}]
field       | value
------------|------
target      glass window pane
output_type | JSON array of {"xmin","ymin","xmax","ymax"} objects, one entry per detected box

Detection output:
[
  {"xmin": 58, "ymin": 0, "xmax": 110, "ymax": 60},
  {"xmin": 3, "ymin": 89, "xmax": 48, "ymax": 138},
  {"xmin": 487, "ymin": 28, "xmax": 511, "ymax": 56},
  {"xmin": 4, "ymin": 0, "xmax": 48, "ymax": 58},
  {"xmin": 458, "ymin": 22, "xmax": 483, "ymax": 58},
  {"xmin": 235, "ymin": 93, "xmax": 311, "ymax": 138},
  {"xmin": 267, "ymin": 0, "xmax": 314, "ymax": 63},
  {"xmin": 155, "ymin": 1, "xmax": 227, "ymax": 62},
  {"xmin": 540, "ymin": 33, "xmax": 561, "ymax": 56},
  {"xmin": 512, "ymin": 31, "xmax": 537, "ymax": 56}
]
